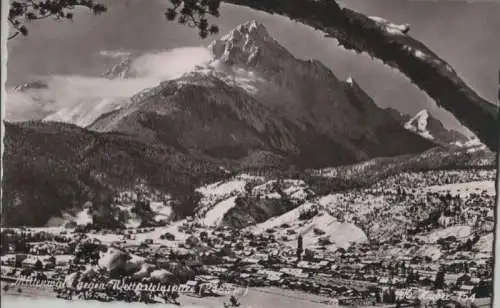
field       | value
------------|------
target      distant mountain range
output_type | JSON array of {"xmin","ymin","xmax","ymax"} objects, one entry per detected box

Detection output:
[{"xmin": 1, "ymin": 21, "xmax": 493, "ymax": 227}]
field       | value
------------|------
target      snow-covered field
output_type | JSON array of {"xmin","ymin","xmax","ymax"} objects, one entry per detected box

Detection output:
[
  {"xmin": 2, "ymin": 286, "xmax": 341, "ymax": 308},
  {"xmin": 1, "ymin": 296, "xmax": 202, "ymax": 308},
  {"xmin": 474, "ymin": 233, "xmax": 494, "ymax": 253},
  {"xmin": 249, "ymin": 202, "xmax": 367, "ymax": 251},
  {"xmin": 195, "ymin": 174, "xmax": 264, "ymax": 215},
  {"xmin": 202, "ymin": 196, "xmax": 238, "ymax": 226},
  {"xmin": 423, "ymin": 225, "xmax": 473, "ymax": 243},
  {"xmin": 424, "ymin": 181, "xmax": 495, "ymax": 197}
]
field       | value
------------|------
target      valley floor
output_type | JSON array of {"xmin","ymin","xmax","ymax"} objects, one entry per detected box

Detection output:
[
  {"xmin": 1, "ymin": 286, "xmax": 401, "ymax": 308},
  {"xmin": 1, "ymin": 169, "xmax": 496, "ymax": 307}
]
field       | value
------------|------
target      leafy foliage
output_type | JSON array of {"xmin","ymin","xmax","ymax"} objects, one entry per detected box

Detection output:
[
  {"xmin": 8, "ymin": 0, "xmax": 107, "ymax": 39},
  {"xmin": 164, "ymin": 0, "xmax": 221, "ymax": 38},
  {"xmin": 8, "ymin": 0, "xmax": 221, "ymax": 40}
]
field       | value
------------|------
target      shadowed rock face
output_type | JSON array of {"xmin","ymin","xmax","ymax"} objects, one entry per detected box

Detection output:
[
  {"xmin": 224, "ymin": 0, "xmax": 498, "ymax": 151},
  {"xmin": 1, "ymin": 121, "xmax": 228, "ymax": 227}
]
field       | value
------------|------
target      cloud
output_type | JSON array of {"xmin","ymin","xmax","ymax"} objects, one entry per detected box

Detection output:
[
  {"xmin": 5, "ymin": 47, "xmax": 212, "ymax": 126},
  {"xmin": 98, "ymin": 50, "xmax": 132, "ymax": 59},
  {"xmin": 130, "ymin": 47, "xmax": 213, "ymax": 79}
]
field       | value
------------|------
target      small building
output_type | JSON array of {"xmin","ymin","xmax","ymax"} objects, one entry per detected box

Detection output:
[
  {"xmin": 21, "ymin": 257, "xmax": 43, "ymax": 269},
  {"xmin": 460, "ymin": 285, "xmax": 475, "ymax": 296}
]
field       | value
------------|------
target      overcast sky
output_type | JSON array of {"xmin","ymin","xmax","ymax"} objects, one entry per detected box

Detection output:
[{"xmin": 5, "ymin": 0, "xmax": 500, "ymax": 135}]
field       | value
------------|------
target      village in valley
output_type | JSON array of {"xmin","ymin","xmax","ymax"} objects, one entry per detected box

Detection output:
[{"xmin": 0, "ymin": 168, "xmax": 495, "ymax": 307}]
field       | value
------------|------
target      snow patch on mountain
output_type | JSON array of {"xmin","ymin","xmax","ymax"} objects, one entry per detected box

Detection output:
[
  {"xmin": 248, "ymin": 203, "xmax": 367, "ymax": 251},
  {"xmin": 474, "ymin": 233, "xmax": 493, "ymax": 253},
  {"xmin": 423, "ymin": 225, "xmax": 473, "ymax": 244},
  {"xmin": 453, "ymin": 137, "xmax": 487, "ymax": 151},
  {"xmin": 73, "ymin": 208, "xmax": 94, "ymax": 226},
  {"xmin": 404, "ymin": 109, "xmax": 434, "ymax": 140},
  {"xmin": 150, "ymin": 202, "xmax": 174, "ymax": 223},
  {"xmin": 202, "ymin": 196, "xmax": 238, "ymax": 226},
  {"xmin": 196, "ymin": 178, "xmax": 248, "ymax": 204},
  {"xmin": 195, "ymin": 174, "xmax": 265, "ymax": 216},
  {"xmin": 194, "ymin": 60, "xmax": 267, "ymax": 95}
]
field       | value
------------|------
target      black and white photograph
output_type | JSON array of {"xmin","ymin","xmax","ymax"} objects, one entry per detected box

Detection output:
[{"xmin": 0, "ymin": 0, "xmax": 499, "ymax": 307}]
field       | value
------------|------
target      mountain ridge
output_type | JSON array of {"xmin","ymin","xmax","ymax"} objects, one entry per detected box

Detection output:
[{"xmin": 90, "ymin": 21, "xmax": 434, "ymax": 167}]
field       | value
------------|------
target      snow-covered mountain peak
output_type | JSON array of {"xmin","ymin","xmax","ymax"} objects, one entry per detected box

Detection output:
[
  {"xmin": 402, "ymin": 109, "xmax": 477, "ymax": 147},
  {"xmin": 404, "ymin": 109, "xmax": 433, "ymax": 139},
  {"xmin": 208, "ymin": 20, "xmax": 292, "ymax": 69},
  {"xmin": 408, "ymin": 109, "xmax": 429, "ymax": 129},
  {"xmin": 203, "ymin": 20, "xmax": 343, "ymax": 101}
]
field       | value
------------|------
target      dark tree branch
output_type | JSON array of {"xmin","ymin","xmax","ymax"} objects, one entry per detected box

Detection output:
[
  {"xmin": 8, "ymin": 32, "xmax": 20, "ymax": 40},
  {"xmin": 8, "ymin": 0, "xmax": 107, "ymax": 36}
]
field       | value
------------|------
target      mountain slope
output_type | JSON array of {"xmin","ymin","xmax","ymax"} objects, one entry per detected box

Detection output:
[
  {"xmin": 1, "ymin": 121, "xmax": 229, "ymax": 227},
  {"xmin": 90, "ymin": 21, "xmax": 433, "ymax": 168},
  {"xmin": 2, "ymin": 121, "xmax": 494, "ymax": 228}
]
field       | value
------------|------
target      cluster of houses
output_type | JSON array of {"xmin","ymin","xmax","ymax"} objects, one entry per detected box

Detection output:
[
  {"xmin": 0, "ymin": 169, "xmax": 494, "ymax": 306},
  {"xmin": 0, "ymin": 220, "xmax": 493, "ymax": 306}
]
